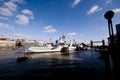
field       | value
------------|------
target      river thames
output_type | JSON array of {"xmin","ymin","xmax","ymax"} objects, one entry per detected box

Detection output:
[{"xmin": 0, "ymin": 48, "xmax": 105, "ymax": 80}]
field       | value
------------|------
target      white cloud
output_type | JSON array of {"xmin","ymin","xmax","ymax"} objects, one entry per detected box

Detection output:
[
  {"xmin": 30, "ymin": 16, "xmax": 34, "ymax": 19},
  {"xmin": 44, "ymin": 26, "xmax": 52, "ymax": 30},
  {"xmin": 0, "ymin": 22, "xmax": 13, "ymax": 29},
  {"xmin": 15, "ymin": 8, "xmax": 34, "ymax": 25},
  {"xmin": 10, "ymin": 0, "xmax": 25, "ymax": 4},
  {"xmin": 105, "ymin": 0, "xmax": 112, "ymax": 4},
  {"xmin": 43, "ymin": 25, "xmax": 57, "ymax": 33},
  {"xmin": 71, "ymin": 0, "xmax": 81, "ymax": 7},
  {"xmin": 0, "ymin": 7, "xmax": 13, "ymax": 16},
  {"xmin": 15, "ymin": 14, "xmax": 29, "ymax": 25},
  {"xmin": 67, "ymin": 32, "xmax": 77, "ymax": 36},
  {"xmin": 22, "ymin": 9, "xmax": 34, "ymax": 19},
  {"xmin": 0, "ymin": 0, "xmax": 25, "ymax": 16},
  {"xmin": 0, "ymin": 1, "xmax": 33, "ymax": 26},
  {"xmin": 113, "ymin": 8, "xmax": 120, "ymax": 13},
  {"xmin": 22, "ymin": 9, "xmax": 33, "ymax": 16},
  {"xmin": 87, "ymin": 5, "xmax": 102, "ymax": 15},
  {"xmin": 80, "ymin": 34, "xmax": 84, "ymax": 37},
  {"xmin": 14, "ymin": 33, "xmax": 30, "ymax": 39},
  {"xmin": 4, "ymin": 1, "xmax": 17, "ymax": 11},
  {"xmin": 15, "ymin": 9, "xmax": 34, "ymax": 25},
  {"xmin": 0, "ymin": 16, "xmax": 9, "ymax": 20}
]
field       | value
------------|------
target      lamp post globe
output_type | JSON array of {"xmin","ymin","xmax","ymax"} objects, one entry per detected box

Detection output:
[{"xmin": 104, "ymin": 10, "xmax": 114, "ymax": 20}]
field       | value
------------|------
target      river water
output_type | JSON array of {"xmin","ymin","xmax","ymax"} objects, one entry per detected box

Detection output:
[{"xmin": 0, "ymin": 49, "xmax": 105, "ymax": 80}]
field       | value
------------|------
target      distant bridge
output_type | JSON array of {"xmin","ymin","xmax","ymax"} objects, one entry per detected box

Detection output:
[{"xmin": 90, "ymin": 40, "xmax": 108, "ymax": 52}]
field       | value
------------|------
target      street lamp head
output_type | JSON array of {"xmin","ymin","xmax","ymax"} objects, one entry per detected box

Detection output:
[{"xmin": 104, "ymin": 10, "xmax": 114, "ymax": 20}]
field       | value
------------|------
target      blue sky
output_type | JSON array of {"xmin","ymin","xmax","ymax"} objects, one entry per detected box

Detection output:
[{"xmin": 0, "ymin": 0, "xmax": 120, "ymax": 43}]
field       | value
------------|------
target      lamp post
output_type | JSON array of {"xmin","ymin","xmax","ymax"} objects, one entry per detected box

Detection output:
[
  {"xmin": 104, "ymin": 10, "xmax": 114, "ymax": 44},
  {"xmin": 104, "ymin": 10, "xmax": 115, "ymax": 80}
]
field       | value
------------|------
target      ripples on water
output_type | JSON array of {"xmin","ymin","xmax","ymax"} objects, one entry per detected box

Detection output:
[{"xmin": 0, "ymin": 50, "xmax": 105, "ymax": 80}]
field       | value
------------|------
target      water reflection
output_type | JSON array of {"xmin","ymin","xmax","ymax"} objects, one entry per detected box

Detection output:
[
  {"xmin": 0, "ymin": 50, "xmax": 104, "ymax": 80},
  {"xmin": 24, "ymin": 51, "xmax": 83, "ymax": 61}
]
